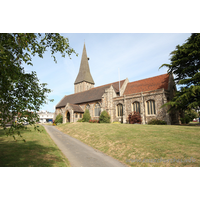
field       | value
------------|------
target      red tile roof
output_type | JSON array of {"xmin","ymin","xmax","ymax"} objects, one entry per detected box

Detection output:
[{"xmin": 124, "ymin": 74, "xmax": 169, "ymax": 95}]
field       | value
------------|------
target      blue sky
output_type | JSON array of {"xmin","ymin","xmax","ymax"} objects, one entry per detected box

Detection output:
[{"xmin": 23, "ymin": 33, "xmax": 191, "ymax": 112}]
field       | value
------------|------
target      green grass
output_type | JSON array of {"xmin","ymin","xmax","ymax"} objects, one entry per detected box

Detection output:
[
  {"xmin": 0, "ymin": 125, "xmax": 70, "ymax": 167},
  {"xmin": 57, "ymin": 123, "xmax": 200, "ymax": 167}
]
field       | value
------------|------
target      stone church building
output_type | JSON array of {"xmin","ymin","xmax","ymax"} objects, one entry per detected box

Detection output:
[{"xmin": 55, "ymin": 43, "xmax": 178, "ymax": 125}]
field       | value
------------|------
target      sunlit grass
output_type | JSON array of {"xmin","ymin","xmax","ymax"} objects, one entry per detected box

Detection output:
[{"xmin": 57, "ymin": 123, "xmax": 200, "ymax": 167}]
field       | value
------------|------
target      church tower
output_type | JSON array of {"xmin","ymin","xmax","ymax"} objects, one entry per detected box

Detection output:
[{"xmin": 74, "ymin": 43, "xmax": 95, "ymax": 93}]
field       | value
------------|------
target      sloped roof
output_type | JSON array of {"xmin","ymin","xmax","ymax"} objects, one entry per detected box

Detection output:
[
  {"xmin": 124, "ymin": 74, "xmax": 169, "ymax": 95},
  {"xmin": 56, "ymin": 79, "xmax": 125, "ymax": 108},
  {"xmin": 69, "ymin": 104, "xmax": 84, "ymax": 113},
  {"xmin": 74, "ymin": 43, "xmax": 95, "ymax": 84}
]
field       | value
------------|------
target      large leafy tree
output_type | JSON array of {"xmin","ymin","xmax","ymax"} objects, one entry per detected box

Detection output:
[
  {"xmin": 160, "ymin": 33, "xmax": 200, "ymax": 114},
  {"xmin": 0, "ymin": 33, "xmax": 77, "ymax": 140}
]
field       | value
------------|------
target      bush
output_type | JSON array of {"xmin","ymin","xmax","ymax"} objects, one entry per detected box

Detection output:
[
  {"xmin": 55, "ymin": 114, "xmax": 63, "ymax": 124},
  {"xmin": 148, "ymin": 119, "xmax": 167, "ymax": 125},
  {"xmin": 89, "ymin": 119, "xmax": 99, "ymax": 123},
  {"xmin": 128, "ymin": 112, "xmax": 142, "ymax": 124},
  {"xmin": 82, "ymin": 109, "xmax": 91, "ymax": 122},
  {"xmin": 77, "ymin": 119, "xmax": 83, "ymax": 122},
  {"xmin": 99, "ymin": 110, "xmax": 110, "ymax": 123}
]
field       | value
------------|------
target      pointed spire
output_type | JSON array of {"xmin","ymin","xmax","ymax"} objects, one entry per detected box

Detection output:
[{"xmin": 74, "ymin": 43, "xmax": 95, "ymax": 84}]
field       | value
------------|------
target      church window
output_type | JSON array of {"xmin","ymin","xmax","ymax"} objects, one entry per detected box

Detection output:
[
  {"xmin": 75, "ymin": 113, "xmax": 78, "ymax": 118},
  {"xmin": 117, "ymin": 104, "xmax": 123, "ymax": 117},
  {"xmin": 94, "ymin": 103, "xmax": 101, "ymax": 116},
  {"xmin": 80, "ymin": 114, "xmax": 83, "ymax": 118},
  {"xmin": 132, "ymin": 102, "xmax": 140, "ymax": 113},
  {"xmin": 146, "ymin": 100, "xmax": 156, "ymax": 115}
]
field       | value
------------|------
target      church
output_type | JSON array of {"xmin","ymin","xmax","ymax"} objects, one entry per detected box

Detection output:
[{"xmin": 54, "ymin": 43, "xmax": 179, "ymax": 125}]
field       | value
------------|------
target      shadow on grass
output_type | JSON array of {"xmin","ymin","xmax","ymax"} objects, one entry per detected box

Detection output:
[{"xmin": 0, "ymin": 136, "xmax": 65, "ymax": 167}]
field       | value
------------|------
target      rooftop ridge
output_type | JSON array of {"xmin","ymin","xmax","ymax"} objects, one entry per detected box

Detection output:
[
  {"xmin": 128, "ymin": 73, "xmax": 169, "ymax": 84},
  {"xmin": 64, "ymin": 79, "xmax": 126, "ymax": 97},
  {"xmin": 89, "ymin": 79, "xmax": 126, "ymax": 90}
]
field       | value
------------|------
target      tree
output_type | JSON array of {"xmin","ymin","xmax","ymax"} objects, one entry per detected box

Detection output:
[
  {"xmin": 55, "ymin": 113, "xmax": 63, "ymax": 124},
  {"xmin": 0, "ymin": 33, "xmax": 77, "ymax": 140},
  {"xmin": 82, "ymin": 109, "xmax": 91, "ymax": 122},
  {"xmin": 160, "ymin": 33, "xmax": 200, "ymax": 114},
  {"xmin": 99, "ymin": 110, "xmax": 110, "ymax": 123}
]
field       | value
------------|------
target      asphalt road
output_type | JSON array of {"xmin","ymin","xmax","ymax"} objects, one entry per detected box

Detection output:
[{"xmin": 43, "ymin": 125, "xmax": 127, "ymax": 167}]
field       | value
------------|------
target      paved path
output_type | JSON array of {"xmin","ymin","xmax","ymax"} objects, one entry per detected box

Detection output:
[{"xmin": 43, "ymin": 125, "xmax": 127, "ymax": 167}]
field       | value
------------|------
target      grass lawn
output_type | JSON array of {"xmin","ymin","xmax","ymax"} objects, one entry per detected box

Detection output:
[
  {"xmin": 57, "ymin": 123, "xmax": 200, "ymax": 167},
  {"xmin": 0, "ymin": 125, "xmax": 70, "ymax": 167}
]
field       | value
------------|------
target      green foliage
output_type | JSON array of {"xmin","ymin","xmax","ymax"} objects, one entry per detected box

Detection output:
[
  {"xmin": 148, "ymin": 119, "xmax": 167, "ymax": 125},
  {"xmin": 160, "ymin": 33, "xmax": 200, "ymax": 113},
  {"xmin": 181, "ymin": 110, "xmax": 199, "ymax": 124},
  {"xmin": 77, "ymin": 119, "xmax": 83, "ymax": 122},
  {"xmin": 0, "ymin": 33, "xmax": 77, "ymax": 139},
  {"xmin": 99, "ymin": 110, "xmax": 110, "ymax": 123},
  {"xmin": 82, "ymin": 109, "xmax": 91, "ymax": 122},
  {"xmin": 55, "ymin": 114, "xmax": 63, "ymax": 124}
]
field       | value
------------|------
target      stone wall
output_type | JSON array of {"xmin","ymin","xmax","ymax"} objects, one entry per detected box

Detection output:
[
  {"xmin": 113, "ymin": 89, "xmax": 171, "ymax": 124},
  {"xmin": 78, "ymin": 101, "xmax": 102, "ymax": 120},
  {"xmin": 101, "ymin": 85, "xmax": 117, "ymax": 122},
  {"xmin": 120, "ymin": 78, "xmax": 129, "ymax": 96}
]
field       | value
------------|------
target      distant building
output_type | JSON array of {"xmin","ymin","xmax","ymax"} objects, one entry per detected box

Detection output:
[{"xmin": 37, "ymin": 111, "xmax": 54, "ymax": 123}]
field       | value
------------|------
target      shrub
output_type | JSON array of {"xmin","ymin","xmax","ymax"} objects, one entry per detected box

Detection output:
[
  {"xmin": 82, "ymin": 109, "xmax": 91, "ymax": 122},
  {"xmin": 77, "ymin": 119, "xmax": 83, "ymax": 122},
  {"xmin": 99, "ymin": 110, "xmax": 110, "ymax": 123},
  {"xmin": 148, "ymin": 119, "xmax": 167, "ymax": 125},
  {"xmin": 128, "ymin": 112, "xmax": 142, "ymax": 124},
  {"xmin": 55, "ymin": 114, "xmax": 63, "ymax": 124}
]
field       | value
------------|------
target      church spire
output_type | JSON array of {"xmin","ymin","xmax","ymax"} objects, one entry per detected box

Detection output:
[
  {"xmin": 74, "ymin": 43, "xmax": 95, "ymax": 85},
  {"xmin": 74, "ymin": 43, "xmax": 95, "ymax": 93}
]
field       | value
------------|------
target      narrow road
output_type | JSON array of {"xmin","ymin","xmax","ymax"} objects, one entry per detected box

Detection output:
[{"xmin": 43, "ymin": 125, "xmax": 127, "ymax": 167}]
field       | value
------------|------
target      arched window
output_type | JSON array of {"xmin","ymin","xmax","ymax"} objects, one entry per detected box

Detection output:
[
  {"xmin": 146, "ymin": 100, "xmax": 156, "ymax": 115},
  {"xmin": 132, "ymin": 102, "xmax": 140, "ymax": 113},
  {"xmin": 86, "ymin": 104, "xmax": 90, "ymax": 110},
  {"xmin": 94, "ymin": 103, "xmax": 101, "ymax": 116},
  {"xmin": 117, "ymin": 104, "xmax": 123, "ymax": 117}
]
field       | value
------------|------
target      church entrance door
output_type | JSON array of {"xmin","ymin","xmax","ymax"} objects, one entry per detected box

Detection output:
[
  {"xmin": 67, "ymin": 112, "xmax": 70, "ymax": 122},
  {"xmin": 65, "ymin": 111, "xmax": 70, "ymax": 122}
]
